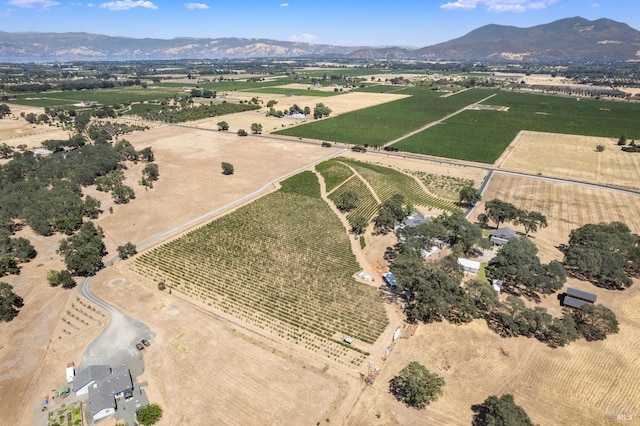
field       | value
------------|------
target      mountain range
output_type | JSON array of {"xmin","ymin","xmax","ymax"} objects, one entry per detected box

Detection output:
[{"xmin": 1, "ymin": 17, "xmax": 639, "ymax": 62}]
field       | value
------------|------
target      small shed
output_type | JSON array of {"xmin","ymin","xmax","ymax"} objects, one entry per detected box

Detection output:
[
  {"xmin": 66, "ymin": 366, "xmax": 75, "ymax": 384},
  {"xmin": 458, "ymin": 258, "xmax": 480, "ymax": 275},
  {"xmin": 562, "ymin": 296, "xmax": 588, "ymax": 309},
  {"xmin": 566, "ymin": 287, "xmax": 597, "ymax": 304}
]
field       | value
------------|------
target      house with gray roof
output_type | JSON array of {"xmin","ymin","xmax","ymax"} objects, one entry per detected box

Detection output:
[
  {"xmin": 73, "ymin": 365, "xmax": 110, "ymax": 396},
  {"xmin": 490, "ymin": 227, "xmax": 519, "ymax": 246},
  {"xmin": 88, "ymin": 366, "xmax": 134, "ymax": 422}
]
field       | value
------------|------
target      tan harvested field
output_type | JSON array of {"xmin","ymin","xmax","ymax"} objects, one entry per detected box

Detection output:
[
  {"xmin": 470, "ymin": 172, "xmax": 640, "ymax": 262},
  {"xmin": 496, "ymin": 130, "xmax": 640, "ymax": 190},
  {"xmin": 348, "ymin": 172, "xmax": 640, "ymax": 426}
]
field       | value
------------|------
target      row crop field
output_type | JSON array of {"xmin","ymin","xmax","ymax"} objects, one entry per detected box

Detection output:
[
  {"xmin": 317, "ymin": 158, "xmax": 459, "ymax": 215},
  {"xmin": 338, "ymin": 159, "xmax": 459, "ymax": 211},
  {"xmin": 393, "ymin": 91, "xmax": 640, "ymax": 163},
  {"xmin": 11, "ymin": 86, "xmax": 181, "ymax": 108},
  {"xmin": 132, "ymin": 171, "xmax": 388, "ymax": 367},
  {"xmin": 328, "ymin": 176, "xmax": 380, "ymax": 222},
  {"xmin": 315, "ymin": 159, "xmax": 354, "ymax": 192},
  {"xmin": 273, "ymin": 88, "xmax": 494, "ymax": 146}
]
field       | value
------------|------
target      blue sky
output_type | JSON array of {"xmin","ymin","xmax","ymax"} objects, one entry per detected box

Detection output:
[{"xmin": 2, "ymin": 0, "xmax": 638, "ymax": 47}]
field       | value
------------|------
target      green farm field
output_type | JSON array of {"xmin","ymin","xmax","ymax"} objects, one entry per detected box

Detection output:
[
  {"xmin": 10, "ymin": 86, "xmax": 181, "ymax": 108},
  {"xmin": 274, "ymin": 88, "xmax": 494, "ymax": 146},
  {"xmin": 394, "ymin": 91, "xmax": 640, "ymax": 163},
  {"xmin": 132, "ymin": 171, "xmax": 388, "ymax": 367},
  {"xmin": 317, "ymin": 158, "xmax": 459, "ymax": 216}
]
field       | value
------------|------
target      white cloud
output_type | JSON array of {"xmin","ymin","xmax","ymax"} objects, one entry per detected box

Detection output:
[
  {"xmin": 280, "ymin": 3, "xmax": 289, "ymax": 6},
  {"xmin": 100, "ymin": 0, "xmax": 158, "ymax": 11},
  {"xmin": 8, "ymin": 0, "xmax": 60, "ymax": 9},
  {"xmin": 185, "ymin": 2, "xmax": 209, "ymax": 9},
  {"xmin": 591, "ymin": 2, "xmax": 600, "ymax": 7},
  {"xmin": 290, "ymin": 33, "xmax": 318, "ymax": 42},
  {"xmin": 441, "ymin": 0, "xmax": 558, "ymax": 12}
]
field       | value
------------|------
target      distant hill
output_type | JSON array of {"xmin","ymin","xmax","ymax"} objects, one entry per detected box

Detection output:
[
  {"xmin": 0, "ymin": 32, "xmax": 357, "ymax": 61},
  {"xmin": 1, "ymin": 17, "xmax": 639, "ymax": 62},
  {"xmin": 412, "ymin": 17, "xmax": 640, "ymax": 62}
]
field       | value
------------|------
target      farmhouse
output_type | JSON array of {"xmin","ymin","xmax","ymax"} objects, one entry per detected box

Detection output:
[
  {"xmin": 490, "ymin": 227, "xmax": 519, "ymax": 246},
  {"xmin": 458, "ymin": 258, "xmax": 481, "ymax": 275},
  {"xmin": 88, "ymin": 366, "xmax": 134, "ymax": 422},
  {"xmin": 73, "ymin": 365, "xmax": 110, "ymax": 396},
  {"xmin": 562, "ymin": 287, "xmax": 597, "ymax": 310},
  {"xmin": 403, "ymin": 213, "xmax": 430, "ymax": 229}
]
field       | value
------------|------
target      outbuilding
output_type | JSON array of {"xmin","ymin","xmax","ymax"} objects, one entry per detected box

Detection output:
[{"xmin": 458, "ymin": 258, "xmax": 481, "ymax": 275}]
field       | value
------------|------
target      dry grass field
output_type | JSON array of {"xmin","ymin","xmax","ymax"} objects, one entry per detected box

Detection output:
[
  {"xmin": 470, "ymin": 172, "xmax": 640, "ymax": 262},
  {"xmin": 3, "ymin": 88, "xmax": 640, "ymax": 426},
  {"xmin": 0, "ymin": 118, "xmax": 345, "ymax": 425},
  {"xmin": 348, "ymin": 172, "xmax": 640, "ymax": 426},
  {"xmin": 496, "ymin": 130, "xmax": 640, "ymax": 190}
]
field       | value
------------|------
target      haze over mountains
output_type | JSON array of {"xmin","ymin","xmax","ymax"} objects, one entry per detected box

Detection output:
[{"xmin": 1, "ymin": 17, "xmax": 638, "ymax": 62}]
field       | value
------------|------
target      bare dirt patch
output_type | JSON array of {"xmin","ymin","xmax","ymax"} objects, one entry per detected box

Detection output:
[{"xmin": 497, "ymin": 131, "xmax": 640, "ymax": 189}]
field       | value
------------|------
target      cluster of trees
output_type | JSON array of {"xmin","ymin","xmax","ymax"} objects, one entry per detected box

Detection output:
[
  {"xmin": 389, "ymin": 362, "xmax": 444, "ymax": 409},
  {"xmin": 0, "ymin": 282, "xmax": 23, "ymax": 322},
  {"xmin": 478, "ymin": 199, "xmax": 547, "ymax": 235},
  {"xmin": 117, "ymin": 242, "xmax": 137, "ymax": 259},
  {"xmin": 266, "ymin": 103, "xmax": 311, "ymax": 118},
  {"xmin": 563, "ymin": 222, "xmax": 640, "ymax": 290},
  {"xmin": 313, "ymin": 103, "xmax": 332, "ymax": 119},
  {"xmin": 46, "ymin": 269, "xmax": 76, "ymax": 289},
  {"xmin": 374, "ymin": 194, "xmax": 408, "ymax": 234},
  {"xmin": 57, "ymin": 222, "xmax": 107, "ymax": 276},
  {"xmin": 399, "ymin": 210, "xmax": 488, "ymax": 257},
  {"xmin": 490, "ymin": 294, "xmax": 618, "ymax": 346},
  {"xmin": 390, "ymin": 211, "xmax": 619, "ymax": 347},
  {"xmin": 138, "ymin": 102, "xmax": 259, "ymax": 123},
  {"xmin": 189, "ymin": 88, "xmax": 216, "ymax": 98},
  {"xmin": 140, "ymin": 163, "xmax": 159, "ymax": 188},
  {"xmin": 0, "ymin": 227, "xmax": 36, "ymax": 277},
  {"xmin": 486, "ymin": 237, "xmax": 566, "ymax": 298}
]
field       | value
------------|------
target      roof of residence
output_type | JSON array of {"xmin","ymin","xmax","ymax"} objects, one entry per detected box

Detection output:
[{"xmin": 73, "ymin": 365, "xmax": 110, "ymax": 392}]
